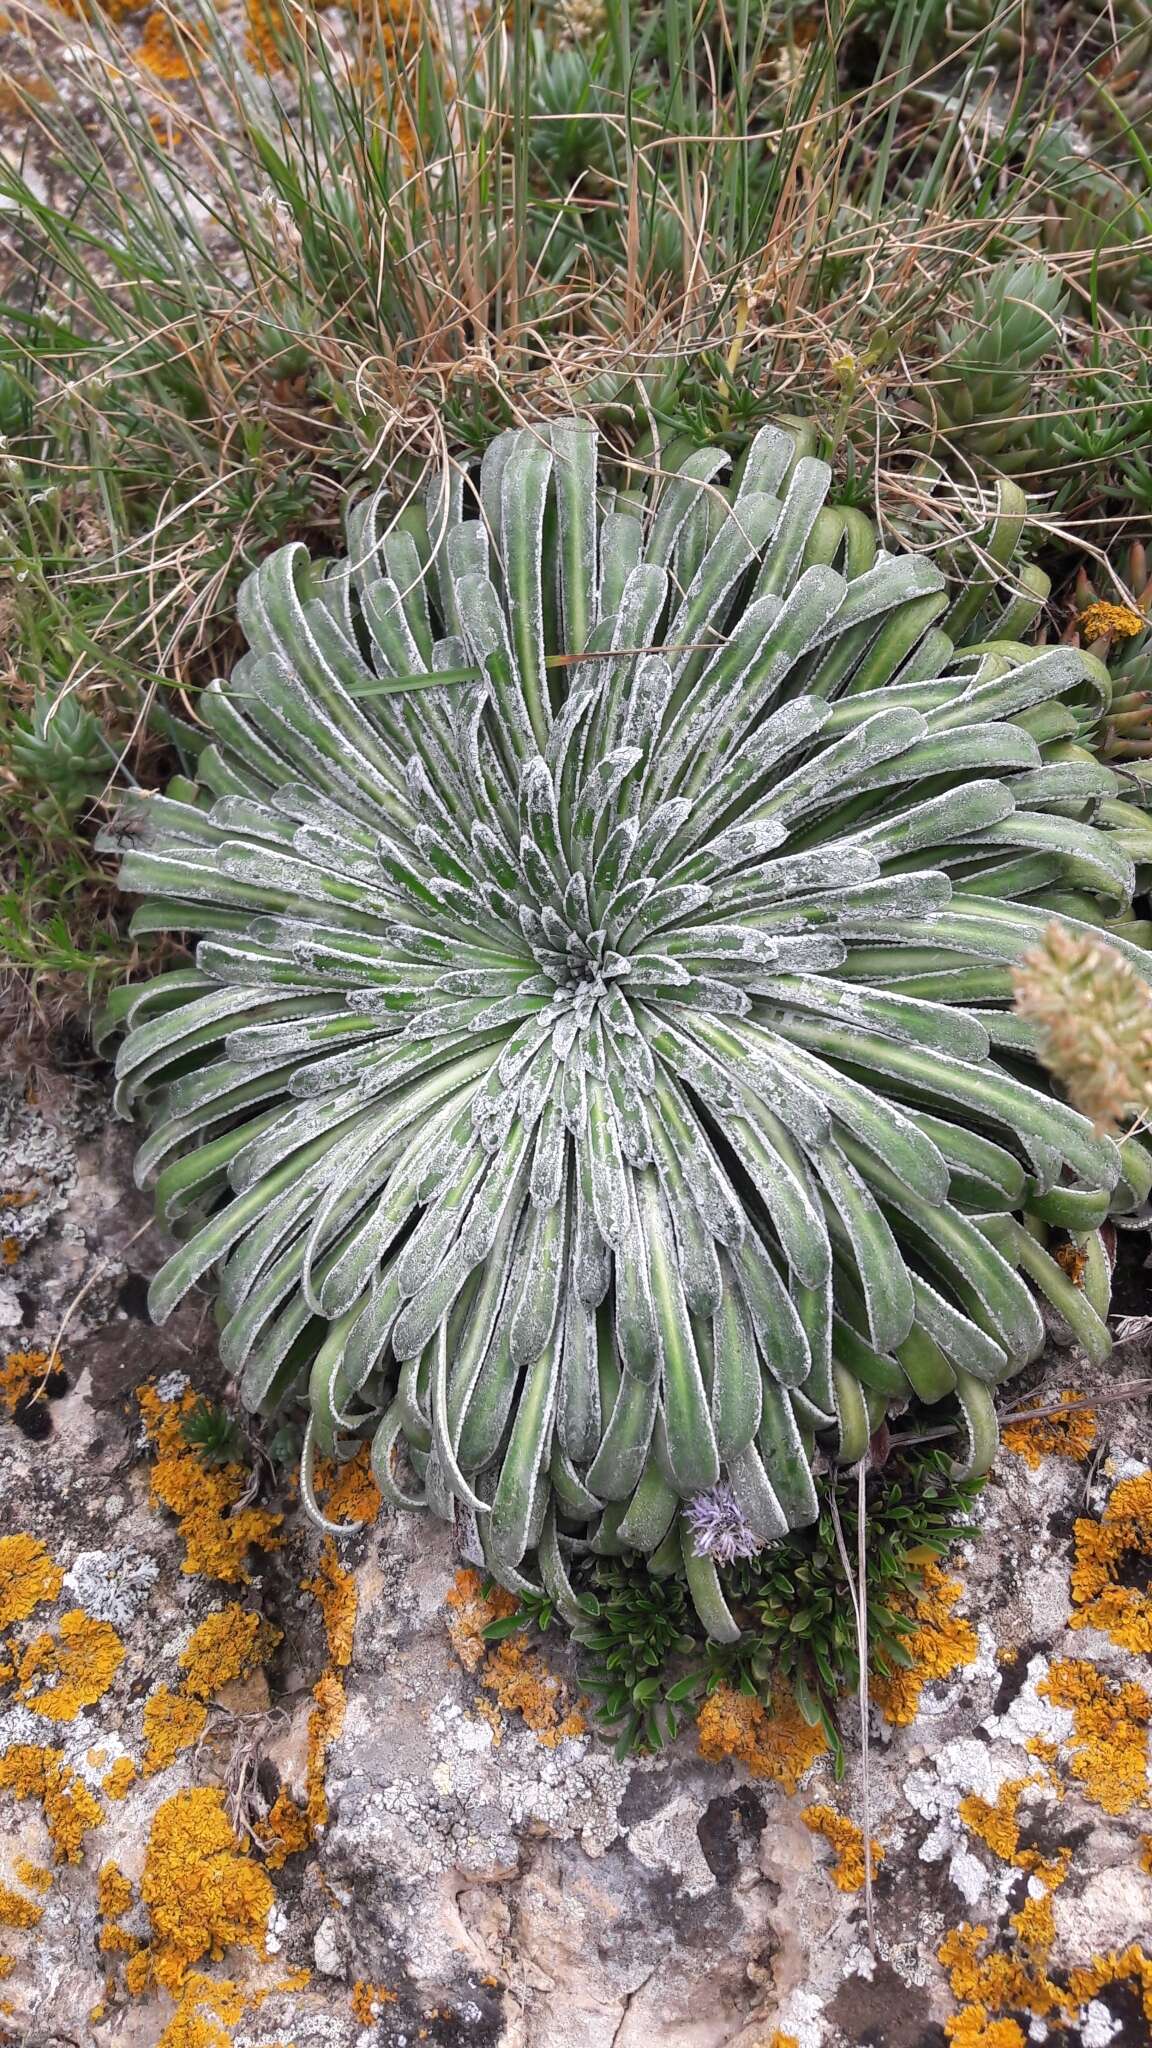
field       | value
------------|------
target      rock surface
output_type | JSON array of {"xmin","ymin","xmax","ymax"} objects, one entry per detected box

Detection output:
[{"xmin": 1, "ymin": 1063, "xmax": 1151, "ymax": 2048}]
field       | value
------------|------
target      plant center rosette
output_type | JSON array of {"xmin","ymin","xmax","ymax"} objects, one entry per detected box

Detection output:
[{"xmin": 100, "ymin": 422, "xmax": 1151, "ymax": 1637}]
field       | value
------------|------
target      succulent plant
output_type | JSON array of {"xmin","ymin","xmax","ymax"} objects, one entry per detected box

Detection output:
[
  {"xmin": 100, "ymin": 420, "xmax": 1152, "ymax": 1636},
  {"xmin": 926, "ymin": 259, "xmax": 1068, "ymax": 469},
  {"xmin": 10, "ymin": 691, "xmax": 116, "ymax": 815}
]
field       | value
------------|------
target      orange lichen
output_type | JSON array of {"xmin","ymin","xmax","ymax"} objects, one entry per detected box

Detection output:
[
  {"xmin": 244, "ymin": 0, "xmax": 287, "ymax": 69},
  {"xmin": 137, "ymin": 7, "xmax": 203, "ymax": 78},
  {"xmin": 479, "ymin": 1636, "xmax": 585, "ymax": 1747},
  {"xmin": 1078, "ymin": 601, "xmax": 1145, "ymax": 642},
  {"xmin": 303, "ymin": 1540, "xmax": 357, "ymax": 1668},
  {"xmin": 12, "ymin": 1860, "xmax": 50, "ymax": 1895},
  {"xmin": 1069, "ymin": 1471, "xmax": 1152, "ymax": 1653},
  {"xmin": 256, "ymin": 1788, "xmax": 313, "ymax": 1870},
  {"xmin": 940, "ymin": 1910, "xmax": 1152, "ymax": 2039},
  {"xmin": 444, "ymin": 1568, "xmax": 517, "ymax": 1673},
  {"xmin": 0, "ymin": 1352, "xmax": 56, "ymax": 1417},
  {"xmin": 872, "ymin": 1560, "xmax": 979, "ymax": 1725},
  {"xmin": 103, "ymin": 1758, "xmax": 137, "ymax": 1800},
  {"xmin": 1066, "ymin": 1946, "xmax": 1152, "ymax": 2018},
  {"xmin": 156, "ymin": 1971, "xmax": 247, "ymax": 2048},
  {"xmin": 98, "ymin": 1859, "xmax": 141, "ymax": 1957},
  {"xmin": 1002, "ymin": 1392, "xmax": 1097, "ymax": 1470},
  {"xmin": 801, "ymin": 1804, "xmax": 884, "ymax": 1892},
  {"xmin": 472, "ymin": 1694, "xmax": 505, "ymax": 1745},
  {"xmin": 306, "ymin": 1670, "xmax": 346, "ymax": 1832},
  {"xmin": 141, "ymin": 1686, "xmax": 209, "ymax": 1775},
  {"xmin": 1038, "ymin": 1658, "xmax": 1151, "ymax": 1815},
  {"xmin": 0, "ymin": 1534, "xmax": 63, "ymax": 1625},
  {"xmin": 0, "ymin": 1883, "xmax": 42, "ymax": 1931},
  {"xmin": 697, "ymin": 1683, "xmax": 829, "ymax": 1792},
  {"xmin": 179, "ymin": 1605, "xmax": 282, "ymax": 1700},
  {"xmin": 352, "ymin": 1981, "xmax": 398, "ymax": 2022},
  {"xmin": 944, "ymin": 2012, "xmax": 1026, "ymax": 2048},
  {"xmin": 938, "ymin": 1920, "xmax": 1062, "ymax": 2027},
  {"xmin": 2, "ymin": 1239, "xmax": 18, "ymax": 1267},
  {"xmin": 1141, "ymin": 1834, "xmax": 1152, "ymax": 1875},
  {"xmin": 98, "ymin": 1861, "xmax": 135, "ymax": 1920},
  {"xmin": 767, "ymin": 2036, "xmax": 800, "ymax": 2048},
  {"xmin": 135, "ymin": 1788, "xmax": 275, "ymax": 1995},
  {"xmin": 138, "ymin": 1383, "xmax": 282, "ymax": 1583},
  {"xmin": 443, "ymin": 1569, "xmax": 582, "ymax": 1745},
  {"xmin": 15, "ymin": 1609, "xmax": 126, "ymax": 1722},
  {"xmin": 314, "ymin": 1446, "xmax": 381, "ymax": 1525},
  {"xmin": 958, "ymin": 1777, "xmax": 1070, "ymax": 1891},
  {"xmin": 0, "ymin": 1745, "xmax": 102, "ymax": 1862}
]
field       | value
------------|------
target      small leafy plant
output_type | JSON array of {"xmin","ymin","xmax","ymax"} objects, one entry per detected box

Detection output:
[
  {"xmin": 535, "ymin": 1449, "xmax": 983, "ymax": 1763},
  {"xmin": 101, "ymin": 420, "xmax": 1151, "ymax": 1639},
  {"xmin": 181, "ymin": 1397, "xmax": 250, "ymax": 1470}
]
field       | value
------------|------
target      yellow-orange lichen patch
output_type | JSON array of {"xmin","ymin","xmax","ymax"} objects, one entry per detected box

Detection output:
[
  {"xmin": 444, "ymin": 1568, "xmax": 517, "ymax": 1674},
  {"xmin": 478, "ymin": 1636, "xmax": 585, "ymax": 1748},
  {"xmin": 352, "ymin": 1980, "xmax": 398, "ymax": 2022},
  {"xmin": 444, "ymin": 1571, "xmax": 582, "ymax": 1747},
  {"xmin": 1141, "ymin": 1834, "xmax": 1152, "ymax": 1875},
  {"xmin": 0, "ymin": 1352, "xmax": 56, "ymax": 1417},
  {"xmin": 256, "ymin": 1788, "xmax": 312, "ymax": 1870},
  {"xmin": 306, "ymin": 1670, "xmax": 346, "ymax": 1833},
  {"xmin": 303, "ymin": 1540, "xmax": 357, "ymax": 1669},
  {"xmin": 697, "ymin": 1683, "xmax": 828, "ymax": 1793},
  {"xmin": 940, "ymin": 1906, "xmax": 1152, "ymax": 2040},
  {"xmin": 1002, "ymin": 1392, "xmax": 1097, "ymax": 1471},
  {"xmin": 314, "ymin": 1445, "xmax": 381, "ymax": 1526},
  {"xmin": 179, "ymin": 1605, "xmax": 282, "ymax": 1700},
  {"xmin": 98, "ymin": 1861, "xmax": 135, "ymax": 1921},
  {"xmin": 155, "ymin": 1971, "xmax": 247, "ymax": 2048},
  {"xmin": 103, "ymin": 1757, "xmax": 137, "ymax": 1800},
  {"xmin": 0, "ymin": 1882, "xmax": 42, "ymax": 1931},
  {"xmin": 12, "ymin": 1859, "xmax": 50, "ymax": 1896},
  {"xmin": 0, "ymin": 1745, "xmax": 102, "ymax": 1862},
  {"xmin": 945, "ymin": 2012, "xmax": 1027, "ymax": 2048},
  {"xmin": 135, "ymin": 1788, "xmax": 274, "ymax": 1995},
  {"xmin": 872, "ymin": 1560, "xmax": 979, "ymax": 1726},
  {"xmin": 15, "ymin": 1609, "xmax": 126, "ymax": 1722},
  {"xmin": 938, "ymin": 1921, "xmax": 1062, "ymax": 2029},
  {"xmin": 801, "ymin": 1804, "xmax": 884, "ymax": 1892},
  {"xmin": 1038, "ymin": 1658, "xmax": 1151, "ymax": 1816},
  {"xmin": 958, "ymin": 1777, "xmax": 1070, "ymax": 1892},
  {"xmin": 1066, "ymin": 1945, "xmax": 1152, "ymax": 2020},
  {"xmin": 0, "ymin": 1535, "xmax": 63, "ymax": 1626},
  {"xmin": 98, "ymin": 1859, "xmax": 141, "ymax": 1957},
  {"xmin": 141, "ymin": 1686, "xmax": 209, "ymax": 1776},
  {"xmin": 139, "ymin": 1384, "xmax": 282, "ymax": 1583},
  {"xmin": 137, "ymin": 7, "xmax": 204, "ymax": 78},
  {"xmin": 1069, "ymin": 1471, "xmax": 1152, "ymax": 1654}
]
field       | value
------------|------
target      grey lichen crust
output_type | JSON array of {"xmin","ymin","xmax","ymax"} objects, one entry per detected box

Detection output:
[{"xmin": 101, "ymin": 421, "xmax": 1150, "ymax": 1627}]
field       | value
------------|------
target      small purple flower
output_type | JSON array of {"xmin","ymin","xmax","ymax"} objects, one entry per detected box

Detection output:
[{"xmin": 684, "ymin": 1484, "xmax": 764, "ymax": 1564}]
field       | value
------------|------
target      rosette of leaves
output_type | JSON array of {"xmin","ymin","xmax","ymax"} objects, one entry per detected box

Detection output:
[
  {"xmin": 926, "ymin": 259, "xmax": 1067, "ymax": 470},
  {"xmin": 100, "ymin": 420, "xmax": 1152, "ymax": 1637},
  {"xmin": 11, "ymin": 691, "xmax": 116, "ymax": 817}
]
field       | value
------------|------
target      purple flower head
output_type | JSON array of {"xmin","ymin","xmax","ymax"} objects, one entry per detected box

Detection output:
[{"xmin": 684, "ymin": 1483, "xmax": 764, "ymax": 1564}]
